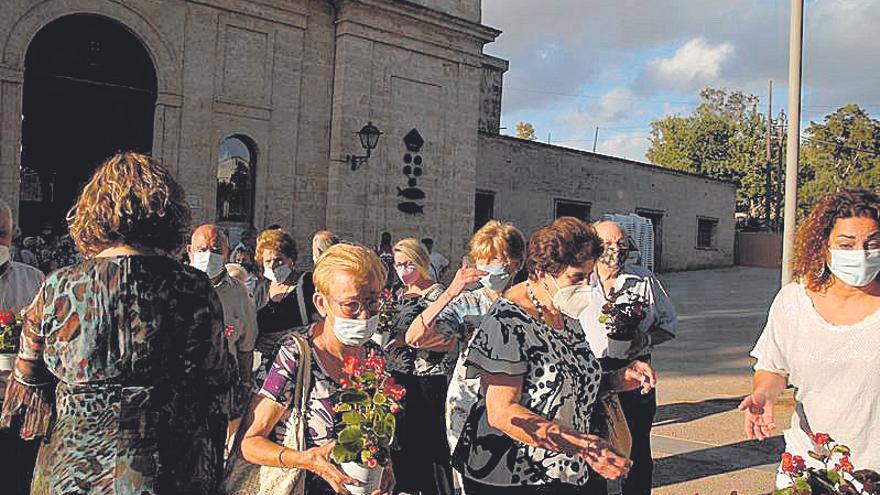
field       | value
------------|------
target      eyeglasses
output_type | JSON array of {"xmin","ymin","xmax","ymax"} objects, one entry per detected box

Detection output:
[{"xmin": 327, "ymin": 294, "xmax": 385, "ymax": 318}]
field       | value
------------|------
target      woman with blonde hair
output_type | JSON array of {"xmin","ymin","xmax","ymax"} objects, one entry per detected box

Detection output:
[
  {"xmin": 405, "ymin": 220, "xmax": 526, "ymax": 461},
  {"xmin": 0, "ymin": 152, "xmax": 234, "ymax": 494},
  {"xmin": 232, "ymin": 243, "xmax": 394, "ymax": 495},
  {"xmin": 378, "ymin": 238, "xmax": 454, "ymax": 495},
  {"xmin": 742, "ymin": 189, "xmax": 880, "ymax": 485}
]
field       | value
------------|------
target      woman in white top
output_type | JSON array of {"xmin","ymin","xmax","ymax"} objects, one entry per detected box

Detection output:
[{"xmin": 742, "ymin": 189, "xmax": 880, "ymax": 485}]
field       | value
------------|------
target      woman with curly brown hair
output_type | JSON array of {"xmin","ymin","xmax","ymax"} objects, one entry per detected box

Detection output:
[
  {"xmin": 0, "ymin": 152, "xmax": 235, "ymax": 495},
  {"xmin": 741, "ymin": 189, "xmax": 880, "ymax": 485},
  {"xmin": 453, "ymin": 217, "xmax": 657, "ymax": 494}
]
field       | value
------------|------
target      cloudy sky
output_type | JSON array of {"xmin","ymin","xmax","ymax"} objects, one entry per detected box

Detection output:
[{"xmin": 481, "ymin": 0, "xmax": 880, "ymax": 161}]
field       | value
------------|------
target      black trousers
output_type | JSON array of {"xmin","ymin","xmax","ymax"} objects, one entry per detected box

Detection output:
[
  {"xmin": 617, "ymin": 387, "xmax": 657, "ymax": 495},
  {"xmin": 390, "ymin": 372, "xmax": 453, "ymax": 495},
  {"xmin": 462, "ymin": 477, "xmax": 603, "ymax": 495},
  {"xmin": 0, "ymin": 429, "xmax": 40, "ymax": 495}
]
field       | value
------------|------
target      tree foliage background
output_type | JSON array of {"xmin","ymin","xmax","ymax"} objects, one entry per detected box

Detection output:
[{"xmin": 647, "ymin": 88, "xmax": 879, "ymax": 223}]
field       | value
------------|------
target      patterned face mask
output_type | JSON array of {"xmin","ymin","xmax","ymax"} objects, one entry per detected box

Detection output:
[{"xmin": 599, "ymin": 246, "xmax": 628, "ymax": 271}]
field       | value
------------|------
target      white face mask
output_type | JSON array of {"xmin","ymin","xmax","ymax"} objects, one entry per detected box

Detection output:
[
  {"xmin": 329, "ymin": 312, "xmax": 380, "ymax": 347},
  {"xmin": 549, "ymin": 276, "xmax": 592, "ymax": 318},
  {"xmin": 0, "ymin": 245, "xmax": 10, "ymax": 266},
  {"xmin": 264, "ymin": 265, "xmax": 292, "ymax": 283},
  {"xmin": 478, "ymin": 264, "xmax": 512, "ymax": 292},
  {"xmin": 828, "ymin": 249, "xmax": 880, "ymax": 288},
  {"xmin": 192, "ymin": 251, "xmax": 226, "ymax": 279}
]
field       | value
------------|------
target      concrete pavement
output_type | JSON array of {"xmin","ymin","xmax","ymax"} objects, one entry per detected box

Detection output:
[{"xmin": 646, "ymin": 266, "xmax": 794, "ymax": 495}]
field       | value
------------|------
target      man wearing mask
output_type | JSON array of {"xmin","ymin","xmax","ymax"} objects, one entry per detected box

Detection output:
[
  {"xmin": 579, "ymin": 221, "xmax": 676, "ymax": 495},
  {"xmin": 0, "ymin": 199, "xmax": 45, "ymax": 495},
  {"xmin": 188, "ymin": 224, "xmax": 258, "ymax": 450}
]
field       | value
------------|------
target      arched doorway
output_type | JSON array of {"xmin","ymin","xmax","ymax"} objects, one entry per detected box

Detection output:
[{"xmin": 19, "ymin": 14, "xmax": 157, "ymax": 236}]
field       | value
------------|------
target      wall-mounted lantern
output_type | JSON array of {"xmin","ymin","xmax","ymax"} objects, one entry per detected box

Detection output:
[{"xmin": 338, "ymin": 122, "xmax": 382, "ymax": 171}]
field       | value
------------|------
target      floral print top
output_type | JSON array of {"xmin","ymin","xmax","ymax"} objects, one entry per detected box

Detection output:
[
  {"xmin": 0, "ymin": 256, "xmax": 234, "ymax": 495},
  {"xmin": 454, "ymin": 298, "xmax": 602, "ymax": 487},
  {"xmin": 259, "ymin": 330, "xmax": 382, "ymax": 448}
]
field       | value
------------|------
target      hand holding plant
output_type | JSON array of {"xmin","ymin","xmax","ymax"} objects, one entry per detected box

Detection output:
[{"xmin": 0, "ymin": 310, "xmax": 23, "ymax": 353}]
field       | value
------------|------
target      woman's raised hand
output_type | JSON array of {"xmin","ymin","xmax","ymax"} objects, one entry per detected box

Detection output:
[
  {"xmin": 305, "ymin": 442, "xmax": 360, "ymax": 495},
  {"xmin": 447, "ymin": 264, "xmax": 487, "ymax": 297},
  {"xmin": 738, "ymin": 393, "xmax": 776, "ymax": 440}
]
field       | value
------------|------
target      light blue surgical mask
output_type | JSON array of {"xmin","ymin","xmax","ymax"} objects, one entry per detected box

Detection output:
[
  {"xmin": 264, "ymin": 265, "xmax": 292, "ymax": 283},
  {"xmin": 477, "ymin": 264, "xmax": 512, "ymax": 292},
  {"xmin": 828, "ymin": 249, "xmax": 880, "ymax": 288},
  {"xmin": 330, "ymin": 313, "xmax": 380, "ymax": 347}
]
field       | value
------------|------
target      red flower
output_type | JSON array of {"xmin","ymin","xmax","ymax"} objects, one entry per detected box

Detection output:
[
  {"xmin": 366, "ymin": 457, "xmax": 378, "ymax": 468},
  {"xmin": 836, "ymin": 455, "xmax": 854, "ymax": 473},
  {"xmin": 811, "ymin": 433, "xmax": 831, "ymax": 446},
  {"xmin": 339, "ymin": 377, "xmax": 351, "ymax": 389},
  {"xmin": 386, "ymin": 383, "xmax": 406, "ymax": 401},
  {"xmin": 601, "ymin": 303, "xmax": 614, "ymax": 313},
  {"xmin": 224, "ymin": 325, "xmax": 235, "ymax": 338},
  {"xmin": 781, "ymin": 453, "xmax": 806, "ymax": 476},
  {"xmin": 343, "ymin": 355, "xmax": 361, "ymax": 377},
  {"xmin": 0, "ymin": 310, "xmax": 15, "ymax": 326},
  {"xmin": 390, "ymin": 404, "xmax": 399, "ymax": 414}
]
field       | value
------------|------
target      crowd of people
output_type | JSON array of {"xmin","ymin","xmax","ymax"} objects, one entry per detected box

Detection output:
[{"xmin": 0, "ymin": 150, "xmax": 877, "ymax": 495}]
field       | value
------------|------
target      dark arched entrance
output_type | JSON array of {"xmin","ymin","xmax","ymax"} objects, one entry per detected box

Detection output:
[{"xmin": 19, "ymin": 14, "xmax": 157, "ymax": 236}]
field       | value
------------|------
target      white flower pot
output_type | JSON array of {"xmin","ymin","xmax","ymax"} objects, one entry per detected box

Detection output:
[
  {"xmin": 371, "ymin": 332, "xmax": 390, "ymax": 348},
  {"xmin": 606, "ymin": 336, "xmax": 632, "ymax": 359},
  {"xmin": 0, "ymin": 353, "xmax": 16, "ymax": 371},
  {"xmin": 341, "ymin": 461, "xmax": 383, "ymax": 495}
]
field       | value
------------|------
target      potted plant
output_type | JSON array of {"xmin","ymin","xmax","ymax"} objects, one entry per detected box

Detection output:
[
  {"xmin": 771, "ymin": 434, "xmax": 880, "ymax": 495},
  {"xmin": 598, "ymin": 288, "xmax": 647, "ymax": 359},
  {"xmin": 0, "ymin": 310, "xmax": 23, "ymax": 371},
  {"xmin": 332, "ymin": 350, "xmax": 405, "ymax": 495}
]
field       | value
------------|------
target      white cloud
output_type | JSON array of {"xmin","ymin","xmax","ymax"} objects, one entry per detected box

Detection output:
[
  {"xmin": 596, "ymin": 134, "xmax": 651, "ymax": 161},
  {"xmin": 645, "ymin": 38, "xmax": 735, "ymax": 89},
  {"xmin": 561, "ymin": 87, "xmax": 638, "ymax": 137}
]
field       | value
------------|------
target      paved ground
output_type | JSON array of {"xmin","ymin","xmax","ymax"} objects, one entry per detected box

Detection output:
[{"xmin": 643, "ymin": 266, "xmax": 795, "ymax": 495}]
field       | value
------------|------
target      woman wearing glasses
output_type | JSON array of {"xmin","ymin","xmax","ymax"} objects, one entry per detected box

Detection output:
[
  {"xmin": 237, "ymin": 244, "xmax": 394, "ymax": 495},
  {"xmin": 742, "ymin": 189, "xmax": 880, "ymax": 484}
]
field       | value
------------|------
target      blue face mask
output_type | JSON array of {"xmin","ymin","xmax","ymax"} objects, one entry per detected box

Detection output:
[
  {"xmin": 828, "ymin": 249, "xmax": 880, "ymax": 288},
  {"xmin": 477, "ymin": 264, "xmax": 512, "ymax": 292}
]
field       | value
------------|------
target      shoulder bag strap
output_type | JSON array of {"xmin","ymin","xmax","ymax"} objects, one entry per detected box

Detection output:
[{"xmin": 295, "ymin": 273, "xmax": 309, "ymax": 325}]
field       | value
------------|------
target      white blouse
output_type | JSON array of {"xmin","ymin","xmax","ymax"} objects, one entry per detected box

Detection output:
[{"xmin": 751, "ymin": 283, "xmax": 880, "ymax": 477}]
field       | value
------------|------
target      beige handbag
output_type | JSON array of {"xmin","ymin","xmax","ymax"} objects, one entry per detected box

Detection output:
[
  {"xmin": 221, "ymin": 335, "xmax": 313, "ymax": 495},
  {"xmin": 594, "ymin": 393, "xmax": 632, "ymax": 458}
]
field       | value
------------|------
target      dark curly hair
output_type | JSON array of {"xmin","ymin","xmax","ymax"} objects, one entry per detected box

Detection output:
[
  {"xmin": 793, "ymin": 189, "xmax": 880, "ymax": 291},
  {"xmin": 68, "ymin": 152, "xmax": 191, "ymax": 258},
  {"xmin": 525, "ymin": 216, "xmax": 603, "ymax": 278}
]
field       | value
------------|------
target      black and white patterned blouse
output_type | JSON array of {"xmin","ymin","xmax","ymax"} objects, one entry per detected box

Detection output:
[{"xmin": 454, "ymin": 298, "xmax": 603, "ymax": 487}]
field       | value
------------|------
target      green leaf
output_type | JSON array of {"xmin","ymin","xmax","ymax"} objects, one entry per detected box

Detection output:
[
  {"xmin": 598, "ymin": 315, "xmax": 609, "ymax": 324},
  {"xmin": 384, "ymin": 413, "xmax": 396, "ymax": 439},
  {"xmin": 832, "ymin": 445, "xmax": 851, "ymax": 456},
  {"xmin": 361, "ymin": 450, "xmax": 372, "ymax": 464},
  {"xmin": 338, "ymin": 426, "xmax": 363, "ymax": 446},
  {"xmin": 808, "ymin": 450, "xmax": 826, "ymax": 462},
  {"xmin": 335, "ymin": 403, "xmax": 353, "ymax": 413},
  {"xmin": 343, "ymin": 412, "xmax": 364, "ymax": 426},
  {"xmin": 794, "ymin": 478, "xmax": 812, "ymax": 494},
  {"xmin": 826, "ymin": 470, "xmax": 842, "ymax": 485},
  {"xmin": 373, "ymin": 392, "xmax": 387, "ymax": 405},
  {"xmin": 341, "ymin": 391, "xmax": 369, "ymax": 404},
  {"xmin": 772, "ymin": 488, "xmax": 794, "ymax": 495}
]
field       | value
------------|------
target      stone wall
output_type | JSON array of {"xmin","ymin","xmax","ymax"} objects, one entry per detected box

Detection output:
[{"xmin": 477, "ymin": 133, "xmax": 736, "ymax": 271}]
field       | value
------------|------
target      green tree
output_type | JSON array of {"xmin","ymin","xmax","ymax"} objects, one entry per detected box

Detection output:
[
  {"xmin": 647, "ymin": 88, "xmax": 773, "ymax": 216},
  {"xmin": 799, "ymin": 104, "xmax": 880, "ymax": 211},
  {"xmin": 515, "ymin": 121, "xmax": 537, "ymax": 140}
]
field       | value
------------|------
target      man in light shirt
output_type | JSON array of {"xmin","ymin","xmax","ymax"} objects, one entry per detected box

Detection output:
[
  {"xmin": 188, "ymin": 224, "xmax": 258, "ymax": 450},
  {"xmin": 0, "ymin": 198, "xmax": 45, "ymax": 495},
  {"xmin": 422, "ymin": 237, "xmax": 449, "ymax": 281},
  {"xmin": 579, "ymin": 221, "xmax": 676, "ymax": 495}
]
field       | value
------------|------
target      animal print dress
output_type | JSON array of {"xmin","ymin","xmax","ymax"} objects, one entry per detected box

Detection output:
[{"xmin": 0, "ymin": 256, "xmax": 234, "ymax": 495}]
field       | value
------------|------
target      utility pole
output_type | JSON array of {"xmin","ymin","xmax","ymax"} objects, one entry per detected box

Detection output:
[
  {"xmin": 775, "ymin": 110, "xmax": 786, "ymax": 232},
  {"xmin": 764, "ymin": 80, "xmax": 773, "ymax": 230},
  {"xmin": 781, "ymin": 0, "xmax": 804, "ymax": 285},
  {"xmin": 592, "ymin": 127, "xmax": 599, "ymax": 152}
]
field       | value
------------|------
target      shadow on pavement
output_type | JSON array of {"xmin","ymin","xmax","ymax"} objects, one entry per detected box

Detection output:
[
  {"xmin": 654, "ymin": 397, "xmax": 745, "ymax": 427},
  {"xmin": 653, "ymin": 436, "xmax": 784, "ymax": 488}
]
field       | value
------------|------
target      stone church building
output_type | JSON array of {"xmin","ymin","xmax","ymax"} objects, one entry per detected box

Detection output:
[{"xmin": 0, "ymin": 0, "xmax": 734, "ymax": 271}]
